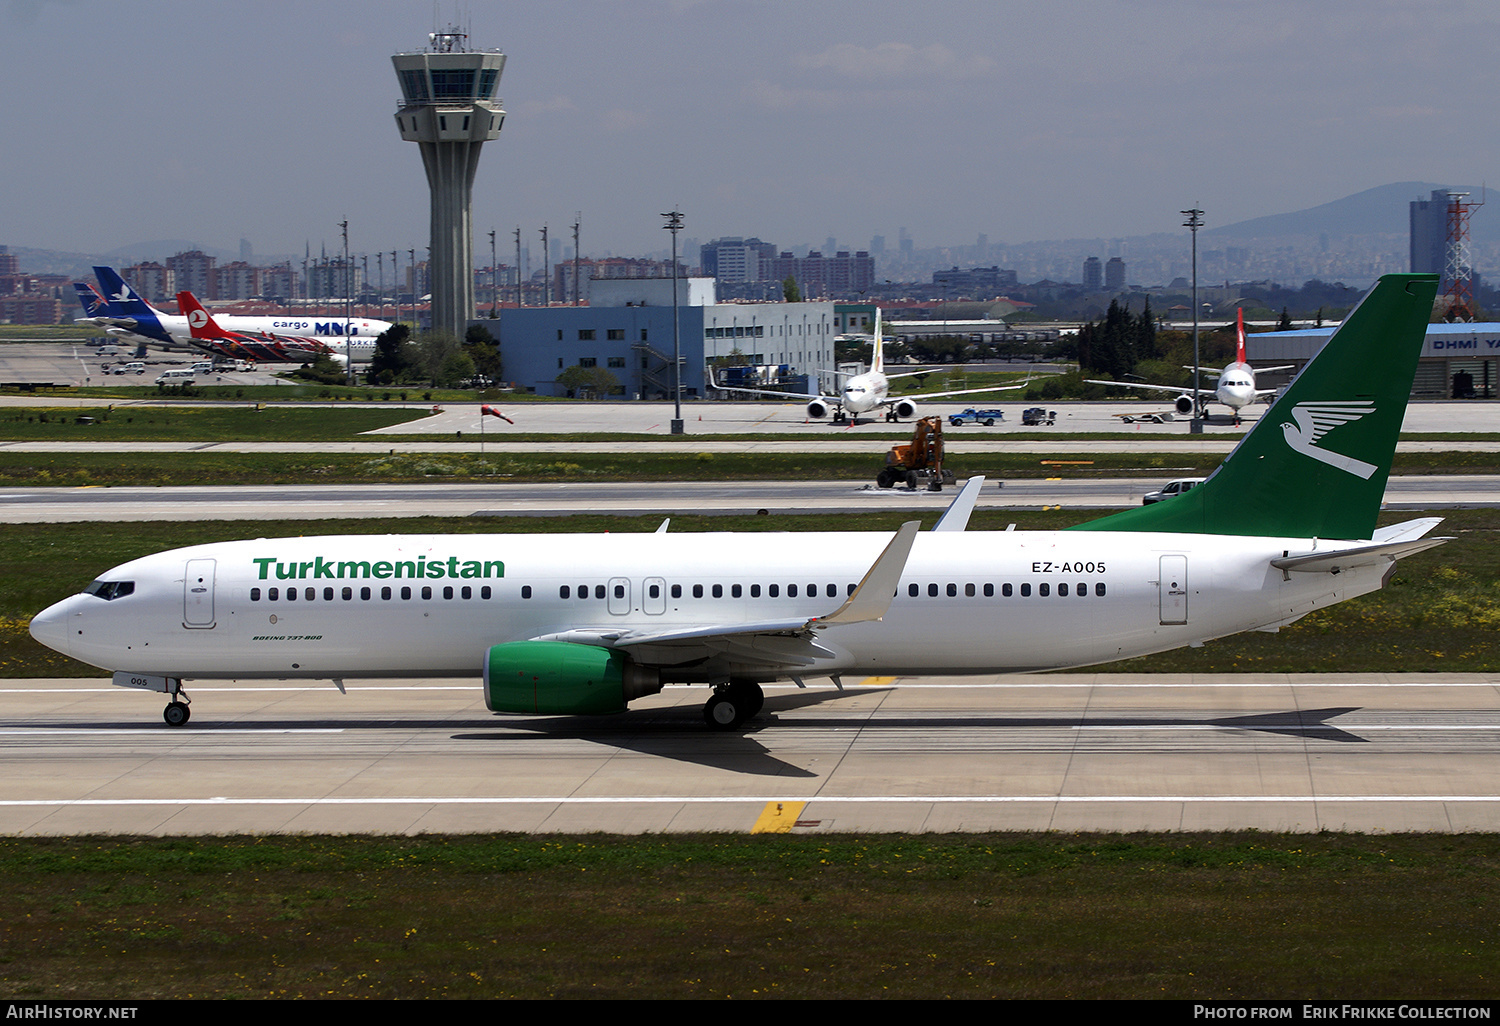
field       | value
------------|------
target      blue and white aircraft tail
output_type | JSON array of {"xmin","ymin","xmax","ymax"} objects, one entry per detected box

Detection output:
[{"xmin": 72, "ymin": 269, "xmax": 180, "ymax": 347}]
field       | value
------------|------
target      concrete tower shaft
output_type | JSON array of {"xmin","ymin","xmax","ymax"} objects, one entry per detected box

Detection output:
[{"xmin": 392, "ymin": 31, "xmax": 505, "ymax": 336}]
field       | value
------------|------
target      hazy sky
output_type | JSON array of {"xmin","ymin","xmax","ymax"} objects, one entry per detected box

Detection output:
[{"xmin": 4, "ymin": 0, "xmax": 1497, "ymax": 261}]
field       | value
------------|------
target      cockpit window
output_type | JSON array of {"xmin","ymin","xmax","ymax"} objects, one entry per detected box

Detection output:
[{"xmin": 84, "ymin": 580, "xmax": 135, "ymax": 601}]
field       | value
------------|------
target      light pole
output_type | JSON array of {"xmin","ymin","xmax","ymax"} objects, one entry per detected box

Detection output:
[
  {"xmin": 488, "ymin": 229, "xmax": 498, "ymax": 318},
  {"xmin": 340, "ymin": 220, "xmax": 354, "ymax": 386},
  {"xmin": 662, "ymin": 209, "xmax": 684, "ymax": 434},
  {"xmin": 1182, "ymin": 207, "xmax": 1204, "ymax": 434}
]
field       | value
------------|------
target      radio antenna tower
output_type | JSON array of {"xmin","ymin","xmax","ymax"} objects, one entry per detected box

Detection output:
[{"xmin": 1442, "ymin": 189, "xmax": 1485, "ymax": 322}]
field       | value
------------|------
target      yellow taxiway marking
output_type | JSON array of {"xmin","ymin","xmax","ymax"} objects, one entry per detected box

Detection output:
[
  {"xmin": 752, "ymin": 801, "xmax": 806, "ymax": 833},
  {"xmin": 858, "ymin": 676, "xmax": 899, "ymax": 687}
]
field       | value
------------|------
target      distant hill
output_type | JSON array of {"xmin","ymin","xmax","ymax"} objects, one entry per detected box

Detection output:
[{"xmin": 1210, "ymin": 181, "xmax": 1499, "ymax": 244}]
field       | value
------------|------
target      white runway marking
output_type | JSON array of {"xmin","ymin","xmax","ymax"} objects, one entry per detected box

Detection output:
[{"xmin": 1, "ymin": 794, "xmax": 1498, "ymax": 808}]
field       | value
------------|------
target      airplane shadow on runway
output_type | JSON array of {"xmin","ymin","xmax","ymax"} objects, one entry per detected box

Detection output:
[{"xmin": 17, "ymin": 699, "xmax": 1367, "ymax": 780}]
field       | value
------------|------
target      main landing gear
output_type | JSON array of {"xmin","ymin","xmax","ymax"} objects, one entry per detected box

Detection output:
[{"xmin": 702, "ymin": 681, "xmax": 764, "ymax": 731}]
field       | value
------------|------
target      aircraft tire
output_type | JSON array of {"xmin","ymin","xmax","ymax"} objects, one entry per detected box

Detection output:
[
  {"xmin": 703, "ymin": 693, "xmax": 745, "ymax": 731},
  {"xmin": 729, "ymin": 680, "xmax": 764, "ymax": 719},
  {"xmin": 163, "ymin": 702, "xmax": 191, "ymax": 727}
]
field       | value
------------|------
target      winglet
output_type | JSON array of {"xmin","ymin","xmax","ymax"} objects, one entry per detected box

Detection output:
[
  {"xmin": 810, "ymin": 520, "xmax": 920, "ymax": 627},
  {"xmin": 932, "ymin": 476, "xmax": 986, "ymax": 532}
]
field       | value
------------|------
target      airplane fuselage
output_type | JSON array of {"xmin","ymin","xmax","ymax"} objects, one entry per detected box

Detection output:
[
  {"xmin": 1214, "ymin": 361, "xmax": 1259, "ymax": 411},
  {"xmin": 840, "ymin": 370, "xmax": 890, "ymax": 415},
  {"xmin": 30, "ymin": 530, "xmax": 1378, "ymax": 684}
]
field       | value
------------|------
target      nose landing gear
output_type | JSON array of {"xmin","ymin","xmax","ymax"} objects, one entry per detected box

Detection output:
[{"xmin": 162, "ymin": 678, "xmax": 191, "ymax": 727}]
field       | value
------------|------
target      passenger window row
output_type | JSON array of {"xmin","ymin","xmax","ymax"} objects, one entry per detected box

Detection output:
[
  {"xmin": 251, "ymin": 585, "xmax": 494, "ymax": 602},
  {"xmin": 906, "ymin": 581, "xmax": 1107, "ymax": 598}
]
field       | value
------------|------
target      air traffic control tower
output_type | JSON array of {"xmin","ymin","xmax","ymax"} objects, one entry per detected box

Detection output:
[{"xmin": 392, "ymin": 30, "xmax": 505, "ymax": 336}]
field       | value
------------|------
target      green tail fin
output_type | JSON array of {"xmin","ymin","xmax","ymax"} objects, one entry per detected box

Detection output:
[{"xmin": 1070, "ymin": 273, "xmax": 1438, "ymax": 540}]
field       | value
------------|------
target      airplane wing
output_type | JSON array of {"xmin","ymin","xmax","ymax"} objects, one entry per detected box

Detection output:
[
  {"xmin": 528, "ymin": 521, "xmax": 922, "ymax": 667},
  {"xmin": 707, "ymin": 379, "xmax": 832, "ymax": 404},
  {"xmin": 889, "ymin": 380, "xmax": 1037, "ymax": 403},
  {"xmin": 1084, "ymin": 378, "xmax": 1216, "ymax": 398}
]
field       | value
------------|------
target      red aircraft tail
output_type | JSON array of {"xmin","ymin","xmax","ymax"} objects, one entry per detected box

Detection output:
[
  {"xmin": 1236, "ymin": 307, "xmax": 1247, "ymax": 364},
  {"xmin": 176, "ymin": 291, "xmax": 228, "ymax": 339}
]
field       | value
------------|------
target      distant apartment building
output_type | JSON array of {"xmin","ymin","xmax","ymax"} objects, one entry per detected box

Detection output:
[
  {"xmin": 166, "ymin": 250, "xmax": 215, "ymax": 299},
  {"xmin": 767, "ymin": 250, "xmax": 874, "ymax": 297},
  {"xmin": 0, "ymin": 295, "xmax": 62, "ymax": 324},
  {"xmin": 212, "ymin": 261, "xmax": 261, "ymax": 301},
  {"xmin": 307, "ymin": 258, "xmax": 363, "ymax": 300},
  {"xmin": 121, "ymin": 262, "xmax": 175, "ymax": 304},
  {"xmin": 1082, "ymin": 256, "xmax": 1102, "ymax": 290},
  {"xmin": 1411, "ymin": 189, "xmax": 1452, "ymax": 276},
  {"xmin": 259, "ymin": 262, "xmax": 301, "ymax": 302},
  {"xmin": 700, "ymin": 237, "xmax": 778, "ymax": 284},
  {"xmin": 931, "ymin": 266, "xmax": 1018, "ymax": 297},
  {"xmin": 1105, "ymin": 257, "xmax": 1126, "ymax": 290},
  {"xmin": 0, "ymin": 246, "xmax": 17, "ymax": 278}
]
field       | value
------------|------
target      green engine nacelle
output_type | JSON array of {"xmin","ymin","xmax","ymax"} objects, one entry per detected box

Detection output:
[{"xmin": 484, "ymin": 641, "xmax": 662, "ymax": 715}]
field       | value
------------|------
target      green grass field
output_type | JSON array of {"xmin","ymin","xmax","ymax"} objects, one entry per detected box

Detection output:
[{"xmin": 0, "ymin": 832, "xmax": 1495, "ymax": 999}]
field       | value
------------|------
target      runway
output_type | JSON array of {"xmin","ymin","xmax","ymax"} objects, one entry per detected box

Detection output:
[
  {"xmin": 1, "ymin": 674, "xmax": 1497, "ymax": 835},
  {"xmin": 0, "ymin": 475, "xmax": 1494, "ymax": 522}
]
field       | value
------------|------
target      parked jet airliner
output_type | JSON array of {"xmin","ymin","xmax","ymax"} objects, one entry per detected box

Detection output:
[
  {"xmin": 74, "ymin": 267, "xmax": 389, "ymax": 362},
  {"xmin": 176, "ymin": 291, "xmax": 343, "ymax": 366},
  {"xmin": 1086, "ymin": 309, "xmax": 1296, "ymax": 423},
  {"xmin": 711, "ymin": 309, "xmax": 1034, "ymax": 423},
  {"xmin": 30, "ymin": 275, "xmax": 1445, "ymax": 729}
]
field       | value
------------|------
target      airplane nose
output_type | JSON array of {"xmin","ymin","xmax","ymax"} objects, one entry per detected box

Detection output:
[{"xmin": 28, "ymin": 601, "xmax": 72, "ymax": 657}]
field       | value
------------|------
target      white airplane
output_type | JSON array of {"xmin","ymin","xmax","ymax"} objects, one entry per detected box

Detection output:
[
  {"xmin": 1086, "ymin": 309, "xmax": 1295, "ymax": 424},
  {"xmin": 30, "ymin": 274, "xmax": 1446, "ymax": 730},
  {"xmin": 710, "ymin": 309, "xmax": 1034, "ymax": 423},
  {"xmin": 74, "ymin": 267, "xmax": 389, "ymax": 363}
]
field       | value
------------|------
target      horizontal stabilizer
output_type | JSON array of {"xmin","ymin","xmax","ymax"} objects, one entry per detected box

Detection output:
[
  {"xmin": 1371, "ymin": 517, "xmax": 1444, "ymax": 543},
  {"xmin": 1270, "ymin": 537, "xmax": 1451, "ymax": 574}
]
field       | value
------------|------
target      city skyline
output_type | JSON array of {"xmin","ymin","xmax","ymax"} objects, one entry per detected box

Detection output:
[{"xmin": 4, "ymin": 1, "xmax": 1498, "ymax": 266}]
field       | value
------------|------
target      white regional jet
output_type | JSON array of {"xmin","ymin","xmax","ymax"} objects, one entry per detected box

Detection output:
[
  {"xmin": 711, "ymin": 310, "xmax": 1033, "ymax": 423},
  {"xmin": 1086, "ymin": 309, "xmax": 1295, "ymax": 424},
  {"xmin": 30, "ymin": 275, "xmax": 1446, "ymax": 730}
]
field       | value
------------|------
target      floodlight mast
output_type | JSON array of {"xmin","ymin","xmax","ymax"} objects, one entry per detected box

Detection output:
[
  {"xmin": 1182, "ymin": 206, "xmax": 1204, "ymax": 434},
  {"xmin": 662, "ymin": 209, "xmax": 684, "ymax": 435}
]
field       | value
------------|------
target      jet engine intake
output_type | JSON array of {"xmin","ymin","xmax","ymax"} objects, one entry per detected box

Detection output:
[
  {"xmin": 806, "ymin": 399, "xmax": 830, "ymax": 420},
  {"xmin": 892, "ymin": 398, "xmax": 918, "ymax": 420},
  {"xmin": 1175, "ymin": 394, "xmax": 1195, "ymax": 415}
]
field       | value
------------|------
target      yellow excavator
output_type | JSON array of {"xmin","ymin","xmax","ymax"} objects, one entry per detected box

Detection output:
[{"xmin": 876, "ymin": 416, "xmax": 957, "ymax": 491}]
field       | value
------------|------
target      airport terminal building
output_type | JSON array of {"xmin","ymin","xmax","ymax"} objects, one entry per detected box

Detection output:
[
  {"xmin": 1249, "ymin": 322, "xmax": 1500, "ymax": 399},
  {"xmin": 488, "ymin": 278, "xmax": 836, "ymax": 400}
]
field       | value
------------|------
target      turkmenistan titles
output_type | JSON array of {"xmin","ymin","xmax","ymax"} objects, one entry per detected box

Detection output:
[{"xmin": 252, "ymin": 556, "xmax": 505, "ymax": 581}]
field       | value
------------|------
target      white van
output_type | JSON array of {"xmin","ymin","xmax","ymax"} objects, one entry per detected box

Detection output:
[
  {"xmin": 189, "ymin": 361, "xmax": 214, "ymax": 375},
  {"xmin": 155, "ymin": 369, "xmax": 197, "ymax": 386},
  {"xmin": 96, "ymin": 345, "xmax": 123, "ymax": 357}
]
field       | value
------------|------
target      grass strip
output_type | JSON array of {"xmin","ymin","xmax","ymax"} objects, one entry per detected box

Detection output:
[
  {"xmin": 0, "ymin": 832, "xmax": 1495, "ymax": 999},
  {"xmin": 0, "ymin": 449, "xmax": 1497, "ymax": 488}
]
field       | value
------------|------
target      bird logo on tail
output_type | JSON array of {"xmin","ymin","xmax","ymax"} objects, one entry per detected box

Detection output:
[{"xmin": 1279, "ymin": 401, "xmax": 1378, "ymax": 479}]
